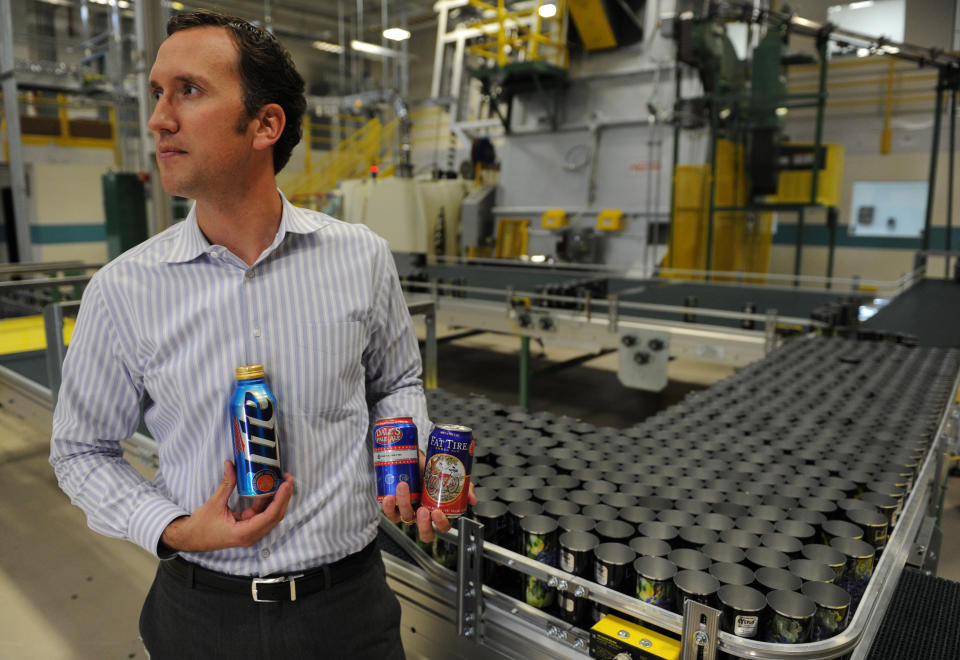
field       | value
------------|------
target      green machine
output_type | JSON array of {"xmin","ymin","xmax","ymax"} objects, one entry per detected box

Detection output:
[{"xmin": 102, "ymin": 172, "xmax": 148, "ymax": 260}]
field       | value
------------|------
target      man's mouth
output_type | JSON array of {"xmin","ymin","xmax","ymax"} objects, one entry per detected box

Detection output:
[{"xmin": 157, "ymin": 147, "xmax": 187, "ymax": 160}]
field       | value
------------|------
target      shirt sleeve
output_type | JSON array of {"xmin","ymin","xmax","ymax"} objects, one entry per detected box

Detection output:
[
  {"xmin": 49, "ymin": 276, "xmax": 190, "ymax": 558},
  {"xmin": 363, "ymin": 238, "xmax": 432, "ymax": 452}
]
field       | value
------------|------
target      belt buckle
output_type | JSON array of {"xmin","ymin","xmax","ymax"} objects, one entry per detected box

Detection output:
[{"xmin": 251, "ymin": 574, "xmax": 302, "ymax": 602}]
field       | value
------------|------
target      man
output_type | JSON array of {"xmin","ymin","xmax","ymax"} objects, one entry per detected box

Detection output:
[{"xmin": 50, "ymin": 10, "xmax": 451, "ymax": 658}]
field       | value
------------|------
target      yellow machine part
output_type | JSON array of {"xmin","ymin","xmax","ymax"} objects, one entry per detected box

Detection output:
[
  {"xmin": 494, "ymin": 218, "xmax": 530, "ymax": 258},
  {"xmin": 0, "ymin": 314, "xmax": 75, "ymax": 355},
  {"xmin": 541, "ymin": 208, "xmax": 568, "ymax": 229},
  {"xmin": 591, "ymin": 614, "xmax": 681, "ymax": 659},
  {"xmin": 774, "ymin": 143, "xmax": 845, "ymax": 207},
  {"xmin": 596, "ymin": 209, "xmax": 625, "ymax": 232},
  {"xmin": 566, "ymin": 0, "xmax": 617, "ymax": 51},
  {"xmin": 665, "ymin": 139, "xmax": 773, "ymax": 282}
]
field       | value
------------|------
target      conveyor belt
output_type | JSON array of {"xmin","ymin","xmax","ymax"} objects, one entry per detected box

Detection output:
[
  {"xmin": 865, "ymin": 279, "xmax": 960, "ymax": 348},
  {"xmin": 867, "ymin": 568, "xmax": 960, "ymax": 659},
  {"xmin": 421, "ymin": 264, "xmax": 867, "ymax": 329},
  {"xmin": 617, "ymin": 281, "xmax": 861, "ymax": 328}
]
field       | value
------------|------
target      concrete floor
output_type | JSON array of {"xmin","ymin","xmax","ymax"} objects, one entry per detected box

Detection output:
[{"xmin": 1, "ymin": 327, "xmax": 959, "ymax": 659}]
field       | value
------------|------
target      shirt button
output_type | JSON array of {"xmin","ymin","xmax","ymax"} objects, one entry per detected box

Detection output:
[
  {"xmin": 261, "ymin": 548, "xmax": 270, "ymax": 559},
  {"xmin": 253, "ymin": 327, "xmax": 261, "ymax": 338},
  {"xmin": 245, "ymin": 269, "xmax": 255, "ymax": 279}
]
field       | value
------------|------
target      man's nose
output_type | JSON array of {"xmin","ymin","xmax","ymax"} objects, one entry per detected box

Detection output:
[{"xmin": 148, "ymin": 96, "xmax": 176, "ymax": 134}]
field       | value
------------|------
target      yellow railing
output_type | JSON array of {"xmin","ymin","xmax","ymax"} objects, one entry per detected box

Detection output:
[
  {"xmin": 1, "ymin": 92, "xmax": 119, "ymax": 164},
  {"xmin": 465, "ymin": 0, "xmax": 569, "ymax": 69},
  {"xmin": 281, "ymin": 115, "xmax": 399, "ymax": 206}
]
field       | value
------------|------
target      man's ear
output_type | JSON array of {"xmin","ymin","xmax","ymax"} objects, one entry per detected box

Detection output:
[{"xmin": 253, "ymin": 103, "xmax": 286, "ymax": 151}]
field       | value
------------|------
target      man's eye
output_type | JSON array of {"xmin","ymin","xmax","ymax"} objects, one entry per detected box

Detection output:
[{"xmin": 183, "ymin": 85, "xmax": 198, "ymax": 96}]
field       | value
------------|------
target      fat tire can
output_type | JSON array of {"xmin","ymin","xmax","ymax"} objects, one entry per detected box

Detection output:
[
  {"xmin": 373, "ymin": 417, "xmax": 421, "ymax": 504},
  {"xmin": 230, "ymin": 365, "xmax": 282, "ymax": 499},
  {"xmin": 421, "ymin": 424, "xmax": 474, "ymax": 518}
]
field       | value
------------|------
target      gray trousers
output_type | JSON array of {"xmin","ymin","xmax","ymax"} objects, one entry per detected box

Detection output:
[{"xmin": 139, "ymin": 553, "xmax": 405, "ymax": 659}]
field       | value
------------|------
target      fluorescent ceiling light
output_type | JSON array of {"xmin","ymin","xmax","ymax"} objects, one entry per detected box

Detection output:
[
  {"xmin": 382, "ymin": 27, "xmax": 411, "ymax": 41},
  {"xmin": 848, "ymin": 1, "xmax": 874, "ymax": 9},
  {"xmin": 313, "ymin": 40, "xmax": 344, "ymax": 53},
  {"xmin": 351, "ymin": 40, "xmax": 398, "ymax": 58},
  {"xmin": 538, "ymin": 3, "xmax": 557, "ymax": 18},
  {"xmin": 856, "ymin": 47, "xmax": 870, "ymax": 57}
]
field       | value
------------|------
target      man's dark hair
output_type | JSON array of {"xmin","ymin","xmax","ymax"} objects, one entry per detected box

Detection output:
[{"xmin": 167, "ymin": 9, "xmax": 306, "ymax": 174}]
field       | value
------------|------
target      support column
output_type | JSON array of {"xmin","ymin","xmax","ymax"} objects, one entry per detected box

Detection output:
[
  {"xmin": 519, "ymin": 335, "xmax": 529, "ymax": 410},
  {"xmin": 0, "ymin": 0, "xmax": 32, "ymax": 262}
]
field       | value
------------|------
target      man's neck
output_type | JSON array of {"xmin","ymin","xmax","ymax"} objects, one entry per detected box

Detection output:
[{"xmin": 194, "ymin": 176, "xmax": 283, "ymax": 266}]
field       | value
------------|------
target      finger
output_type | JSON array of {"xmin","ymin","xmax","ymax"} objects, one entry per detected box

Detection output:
[
  {"xmin": 395, "ymin": 481, "xmax": 416, "ymax": 524},
  {"xmin": 467, "ymin": 481, "xmax": 477, "ymax": 506},
  {"xmin": 269, "ymin": 474, "xmax": 295, "ymax": 521},
  {"xmin": 431, "ymin": 508, "xmax": 452, "ymax": 534},
  {"xmin": 381, "ymin": 494, "xmax": 401, "ymax": 523},
  {"xmin": 213, "ymin": 460, "xmax": 237, "ymax": 507},
  {"xmin": 246, "ymin": 475, "xmax": 294, "ymax": 530},
  {"xmin": 416, "ymin": 506, "xmax": 434, "ymax": 543}
]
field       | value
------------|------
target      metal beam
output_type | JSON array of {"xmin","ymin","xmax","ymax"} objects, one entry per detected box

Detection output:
[{"xmin": 0, "ymin": 0, "xmax": 33, "ymax": 262}]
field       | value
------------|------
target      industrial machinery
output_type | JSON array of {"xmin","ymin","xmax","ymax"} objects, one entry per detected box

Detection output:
[{"xmin": 5, "ymin": 299, "xmax": 959, "ymax": 660}]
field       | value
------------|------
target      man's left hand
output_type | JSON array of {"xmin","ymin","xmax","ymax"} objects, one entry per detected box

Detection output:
[{"xmin": 381, "ymin": 480, "xmax": 477, "ymax": 544}]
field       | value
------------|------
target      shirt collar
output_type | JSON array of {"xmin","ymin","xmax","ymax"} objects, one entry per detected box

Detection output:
[{"xmin": 160, "ymin": 191, "xmax": 329, "ymax": 264}]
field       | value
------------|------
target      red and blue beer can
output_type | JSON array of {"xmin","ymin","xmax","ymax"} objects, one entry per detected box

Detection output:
[
  {"xmin": 373, "ymin": 417, "xmax": 421, "ymax": 503},
  {"xmin": 421, "ymin": 424, "xmax": 474, "ymax": 518},
  {"xmin": 230, "ymin": 365, "xmax": 282, "ymax": 497}
]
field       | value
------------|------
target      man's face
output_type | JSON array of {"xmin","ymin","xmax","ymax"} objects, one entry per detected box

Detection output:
[{"xmin": 148, "ymin": 26, "xmax": 256, "ymax": 199}]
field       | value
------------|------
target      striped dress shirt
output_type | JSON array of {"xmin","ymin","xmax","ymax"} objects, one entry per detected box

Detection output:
[{"xmin": 50, "ymin": 192, "xmax": 429, "ymax": 576}]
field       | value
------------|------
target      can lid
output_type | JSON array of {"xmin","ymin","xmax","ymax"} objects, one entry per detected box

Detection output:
[
  {"xmin": 560, "ymin": 531, "xmax": 600, "ymax": 553},
  {"xmin": 847, "ymin": 507, "xmax": 888, "ymax": 528},
  {"xmin": 802, "ymin": 542, "xmax": 847, "ymax": 567},
  {"xmin": 709, "ymin": 561, "xmax": 754, "ymax": 587},
  {"xmin": 801, "ymin": 580, "xmax": 851, "ymax": 610},
  {"xmin": 789, "ymin": 559, "xmax": 836, "ymax": 584},
  {"xmin": 717, "ymin": 584, "xmax": 766, "ymax": 612},
  {"xmin": 673, "ymin": 569, "xmax": 719, "ymax": 597},
  {"xmin": 629, "ymin": 536, "xmax": 671, "ymax": 558},
  {"xmin": 766, "ymin": 590, "xmax": 816, "ymax": 620},
  {"xmin": 594, "ymin": 542, "xmax": 636, "ymax": 566},
  {"xmin": 756, "ymin": 566, "xmax": 802, "ymax": 592},
  {"xmin": 520, "ymin": 514, "xmax": 558, "ymax": 536},
  {"xmin": 236, "ymin": 364, "xmax": 265, "ymax": 379},
  {"xmin": 634, "ymin": 555, "xmax": 677, "ymax": 582}
]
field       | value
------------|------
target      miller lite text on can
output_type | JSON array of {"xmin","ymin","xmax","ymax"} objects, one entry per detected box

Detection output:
[
  {"xmin": 373, "ymin": 417, "xmax": 421, "ymax": 503},
  {"xmin": 230, "ymin": 365, "xmax": 282, "ymax": 498},
  {"xmin": 421, "ymin": 424, "xmax": 474, "ymax": 518}
]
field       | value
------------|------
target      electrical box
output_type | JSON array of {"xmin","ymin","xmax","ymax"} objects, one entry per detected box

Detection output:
[
  {"xmin": 541, "ymin": 208, "xmax": 568, "ymax": 230},
  {"xmin": 618, "ymin": 329, "xmax": 670, "ymax": 392},
  {"xmin": 102, "ymin": 172, "xmax": 148, "ymax": 260},
  {"xmin": 596, "ymin": 209, "xmax": 625, "ymax": 232}
]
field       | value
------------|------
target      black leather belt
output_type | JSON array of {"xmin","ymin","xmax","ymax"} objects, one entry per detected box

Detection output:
[{"xmin": 164, "ymin": 541, "xmax": 378, "ymax": 602}]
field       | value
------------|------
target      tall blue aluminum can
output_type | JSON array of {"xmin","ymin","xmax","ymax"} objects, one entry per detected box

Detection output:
[
  {"xmin": 373, "ymin": 417, "xmax": 421, "ymax": 504},
  {"xmin": 230, "ymin": 365, "xmax": 282, "ymax": 497}
]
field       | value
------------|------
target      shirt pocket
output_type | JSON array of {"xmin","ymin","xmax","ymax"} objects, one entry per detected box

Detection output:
[{"xmin": 288, "ymin": 321, "xmax": 366, "ymax": 415}]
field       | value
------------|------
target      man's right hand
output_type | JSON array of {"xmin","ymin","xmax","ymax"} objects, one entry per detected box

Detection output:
[{"xmin": 160, "ymin": 460, "xmax": 294, "ymax": 552}]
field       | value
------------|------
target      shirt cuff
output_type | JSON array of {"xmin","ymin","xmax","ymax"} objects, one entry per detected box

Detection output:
[{"xmin": 128, "ymin": 495, "xmax": 192, "ymax": 559}]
